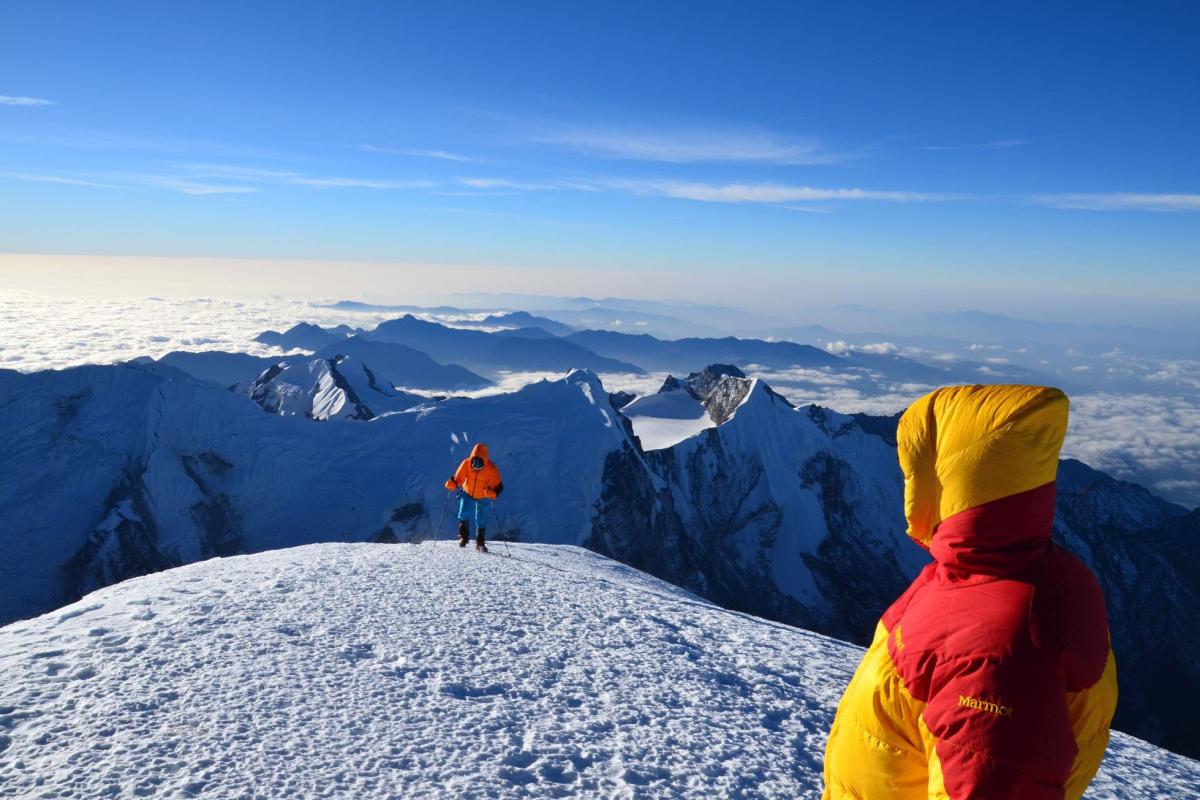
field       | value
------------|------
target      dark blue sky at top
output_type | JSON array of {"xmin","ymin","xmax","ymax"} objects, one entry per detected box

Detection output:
[{"xmin": 1, "ymin": 1, "xmax": 1197, "ymax": 323}]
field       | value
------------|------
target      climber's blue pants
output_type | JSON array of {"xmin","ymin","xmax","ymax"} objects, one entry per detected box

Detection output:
[{"xmin": 457, "ymin": 495, "xmax": 492, "ymax": 531}]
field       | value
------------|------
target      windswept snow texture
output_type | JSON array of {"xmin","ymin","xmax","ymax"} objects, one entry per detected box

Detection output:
[{"xmin": 1, "ymin": 543, "xmax": 1193, "ymax": 799}]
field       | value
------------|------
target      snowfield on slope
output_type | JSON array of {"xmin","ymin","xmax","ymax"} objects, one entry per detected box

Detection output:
[
  {"xmin": 1, "ymin": 544, "xmax": 1196, "ymax": 799},
  {"xmin": 620, "ymin": 389, "xmax": 716, "ymax": 450}
]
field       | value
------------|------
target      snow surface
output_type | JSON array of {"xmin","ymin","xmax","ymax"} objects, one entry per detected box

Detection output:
[
  {"xmin": 621, "ymin": 389, "xmax": 715, "ymax": 450},
  {"xmin": 1, "ymin": 543, "xmax": 1195, "ymax": 799}
]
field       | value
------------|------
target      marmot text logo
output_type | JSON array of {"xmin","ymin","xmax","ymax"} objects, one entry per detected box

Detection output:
[{"xmin": 958, "ymin": 695, "xmax": 1014, "ymax": 718}]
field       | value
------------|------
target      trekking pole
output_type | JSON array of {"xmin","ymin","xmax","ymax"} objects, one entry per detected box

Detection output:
[
  {"xmin": 432, "ymin": 434, "xmax": 463, "ymax": 546},
  {"xmin": 432, "ymin": 490, "xmax": 452, "ymax": 546},
  {"xmin": 490, "ymin": 501, "xmax": 513, "ymax": 558}
]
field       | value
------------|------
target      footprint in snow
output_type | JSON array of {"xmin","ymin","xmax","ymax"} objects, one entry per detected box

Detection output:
[
  {"xmin": 57, "ymin": 603, "xmax": 103, "ymax": 624},
  {"xmin": 622, "ymin": 765, "xmax": 672, "ymax": 786},
  {"xmin": 498, "ymin": 766, "xmax": 538, "ymax": 786},
  {"xmin": 338, "ymin": 642, "xmax": 375, "ymax": 663},
  {"xmin": 30, "ymin": 649, "xmax": 66, "ymax": 660},
  {"xmin": 761, "ymin": 707, "xmax": 790, "ymax": 731},
  {"xmin": 502, "ymin": 751, "xmax": 539, "ymax": 768},
  {"xmin": 538, "ymin": 762, "xmax": 578, "ymax": 784},
  {"xmin": 440, "ymin": 681, "xmax": 507, "ymax": 700}
]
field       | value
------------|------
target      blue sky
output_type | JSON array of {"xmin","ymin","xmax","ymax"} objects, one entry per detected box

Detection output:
[{"xmin": 1, "ymin": 1, "xmax": 1197, "ymax": 327}]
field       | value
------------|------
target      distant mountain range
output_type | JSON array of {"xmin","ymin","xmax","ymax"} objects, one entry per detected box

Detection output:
[
  {"xmin": 563, "ymin": 330, "xmax": 842, "ymax": 372},
  {"xmin": 310, "ymin": 335, "xmax": 490, "ymax": 390},
  {"xmin": 162, "ymin": 335, "xmax": 490, "ymax": 392},
  {"xmin": 367, "ymin": 316, "xmax": 644, "ymax": 376},
  {"xmin": 249, "ymin": 316, "xmax": 1051, "ymax": 391},
  {"xmin": 322, "ymin": 295, "xmax": 1198, "ymax": 354},
  {"xmin": 255, "ymin": 321, "xmax": 359, "ymax": 350},
  {"xmin": 455, "ymin": 311, "xmax": 578, "ymax": 338},
  {"xmin": 156, "ymin": 350, "xmax": 281, "ymax": 387}
]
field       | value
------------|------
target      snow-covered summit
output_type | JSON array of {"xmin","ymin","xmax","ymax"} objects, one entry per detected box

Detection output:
[
  {"xmin": 1, "ymin": 543, "xmax": 1194, "ymax": 798},
  {"xmin": 246, "ymin": 355, "xmax": 426, "ymax": 420}
]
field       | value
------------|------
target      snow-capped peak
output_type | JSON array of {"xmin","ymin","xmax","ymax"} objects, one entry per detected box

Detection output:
[
  {"xmin": 621, "ymin": 364, "xmax": 755, "ymax": 450},
  {"xmin": 247, "ymin": 355, "xmax": 425, "ymax": 421}
]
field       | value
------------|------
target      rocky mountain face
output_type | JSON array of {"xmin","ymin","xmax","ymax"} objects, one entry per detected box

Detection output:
[
  {"xmin": 1, "ymin": 361, "xmax": 1197, "ymax": 757},
  {"xmin": 1053, "ymin": 459, "xmax": 1198, "ymax": 757},
  {"xmin": 246, "ymin": 355, "xmax": 425, "ymax": 420},
  {"xmin": 658, "ymin": 364, "xmax": 754, "ymax": 425},
  {"xmin": 615, "ymin": 381, "xmax": 924, "ymax": 643}
]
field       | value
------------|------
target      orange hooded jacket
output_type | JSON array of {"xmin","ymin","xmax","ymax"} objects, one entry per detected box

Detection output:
[
  {"xmin": 445, "ymin": 443, "xmax": 504, "ymax": 500},
  {"xmin": 823, "ymin": 385, "xmax": 1117, "ymax": 799}
]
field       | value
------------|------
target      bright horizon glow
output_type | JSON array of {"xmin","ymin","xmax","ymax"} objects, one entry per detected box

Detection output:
[{"xmin": 3, "ymin": 252, "xmax": 1197, "ymax": 332}]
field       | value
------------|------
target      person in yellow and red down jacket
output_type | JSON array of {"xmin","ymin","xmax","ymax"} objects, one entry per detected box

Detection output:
[
  {"xmin": 823, "ymin": 385, "xmax": 1117, "ymax": 800},
  {"xmin": 445, "ymin": 443, "xmax": 504, "ymax": 553}
]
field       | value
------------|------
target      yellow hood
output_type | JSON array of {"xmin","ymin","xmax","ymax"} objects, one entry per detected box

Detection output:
[{"xmin": 897, "ymin": 384, "xmax": 1068, "ymax": 547}]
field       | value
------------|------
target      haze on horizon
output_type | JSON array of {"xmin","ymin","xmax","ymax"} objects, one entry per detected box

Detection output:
[{"xmin": 1, "ymin": 2, "xmax": 1198, "ymax": 332}]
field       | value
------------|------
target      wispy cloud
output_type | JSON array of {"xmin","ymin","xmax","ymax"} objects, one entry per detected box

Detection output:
[
  {"xmin": 0, "ymin": 95, "xmax": 55, "ymax": 107},
  {"xmin": 6, "ymin": 128, "xmax": 292, "ymax": 160},
  {"xmin": 457, "ymin": 177, "xmax": 568, "ymax": 191},
  {"xmin": 445, "ymin": 174, "xmax": 954, "ymax": 206},
  {"xmin": 614, "ymin": 179, "xmax": 958, "ymax": 204},
  {"xmin": 1, "ymin": 164, "xmax": 428, "ymax": 195},
  {"xmin": 291, "ymin": 176, "xmax": 433, "ymax": 189},
  {"xmin": 0, "ymin": 171, "xmax": 122, "ymax": 189},
  {"xmin": 532, "ymin": 123, "xmax": 845, "ymax": 165},
  {"xmin": 918, "ymin": 138, "xmax": 1031, "ymax": 152},
  {"xmin": 143, "ymin": 177, "xmax": 259, "ymax": 196},
  {"xmin": 178, "ymin": 163, "xmax": 433, "ymax": 190},
  {"xmin": 1033, "ymin": 192, "xmax": 1200, "ymax": 212},
  {"xmin": 0, "ymin": 169, "xmax": 249, "ymax": 195},
  {"xmin": 356, "ymin": 144, "xmax": 480, "ymax": 163}
]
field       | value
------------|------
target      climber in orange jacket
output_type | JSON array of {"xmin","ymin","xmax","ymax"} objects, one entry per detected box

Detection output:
[
  {"xmin": 444, "ymin": 443, "xmax": 504, "ymax": 552},
  {"xmin": 823, "ymin": 385, "xmax": 1117, "ymax": 800}
]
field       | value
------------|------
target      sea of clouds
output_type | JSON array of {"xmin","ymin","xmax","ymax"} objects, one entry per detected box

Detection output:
[{"xmin": 1, "ymin": 294, "xmax": 1195, "ymax": 508}]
